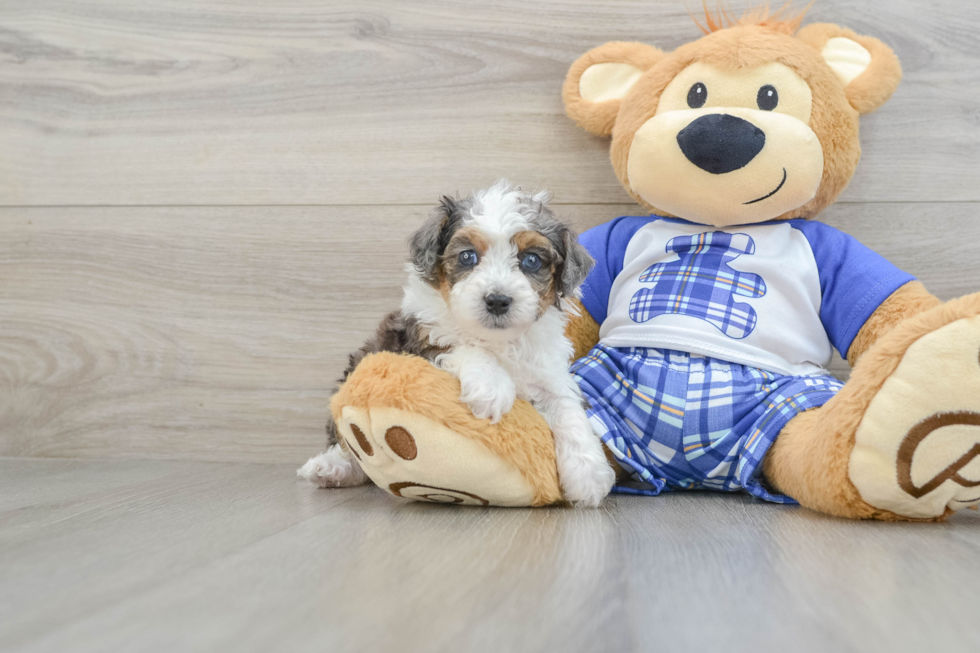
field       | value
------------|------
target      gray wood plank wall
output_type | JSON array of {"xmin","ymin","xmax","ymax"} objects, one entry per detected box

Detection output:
[{"xmin": 2, "ymin": 0, "xmax": 979, "ymax": 462}]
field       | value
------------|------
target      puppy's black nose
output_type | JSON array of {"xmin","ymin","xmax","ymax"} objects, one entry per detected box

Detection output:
[
  {"xmin": 676, "ymin": 114, "xmax": 766, "ymax": 174},
  {"xmin": 485, "ymin": 293, "xmax": 512, "ymax": 316}
]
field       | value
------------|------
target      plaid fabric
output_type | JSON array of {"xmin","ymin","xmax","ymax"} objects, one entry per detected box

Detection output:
[
  {"xmin": 570, "ymin": 344, "xmax": 844, "ymax": 503},
  {"xmin": 629, "ymin": 231, "xmax": 766, "ymax": 339}
]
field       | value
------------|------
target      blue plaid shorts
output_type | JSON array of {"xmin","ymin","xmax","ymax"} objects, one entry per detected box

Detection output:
[{"xmin": 570, "ymin": 344, "xmax": 844, "ymax": 503}]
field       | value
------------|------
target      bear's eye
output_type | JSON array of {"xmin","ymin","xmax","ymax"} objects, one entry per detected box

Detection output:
[
  {"xmin": 757, "ymin": 85, "xmax": 778, "ymax": 111},
  {"xmin": 458, "ymin": 250, "xmax": 478, "ymax": 267},
  {"xmin": 687, "ymin": 82, "xmax": 707, "ymax": 109}
]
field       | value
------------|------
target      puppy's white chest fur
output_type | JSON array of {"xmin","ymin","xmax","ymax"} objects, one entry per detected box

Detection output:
[{"xmin": 483, "ymin": 309, "xmax": 577, "ymax": 401}]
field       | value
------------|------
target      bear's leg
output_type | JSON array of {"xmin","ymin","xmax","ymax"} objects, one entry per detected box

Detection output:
[
  {"xmin": 325, "ymin": 351, "xmax": 564, "ymax": 507},
  {"xmin": 764, "ymin": 293, "xmax": 980, "ymax": 521}
]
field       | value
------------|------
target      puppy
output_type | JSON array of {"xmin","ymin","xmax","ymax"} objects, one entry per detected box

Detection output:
[{"xmin": 299, "ymin": 180, "xmax": 615, "ymax": 507}]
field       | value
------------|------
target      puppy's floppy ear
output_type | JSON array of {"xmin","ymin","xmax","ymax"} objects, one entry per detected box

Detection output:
[
  {"xmin": 553, "ymin": 225, "xmax": 595, "ymax": 305},
  {"xmin": 563, "ymin": 41, "xmax": 664, "ymax": 137},
  {"xmin": 408, "ymin": 195, "xmax": 462, "ymax": 286},
  {"xmin": 797, "ymin": 23, "xmax": 902, "ymax": 115}
]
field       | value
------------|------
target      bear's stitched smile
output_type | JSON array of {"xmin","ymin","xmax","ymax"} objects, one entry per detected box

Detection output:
[{"xmin": 744, "ymin": 168, "xmax": 788, "ymax": 205}]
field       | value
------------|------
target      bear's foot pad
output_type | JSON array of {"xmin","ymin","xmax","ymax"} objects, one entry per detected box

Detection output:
[
  {"xmin": 336, "ymin": 405, "xmax": 537, "ymax": 507},
  {"xmin": 851, "ymin": 316, "xmax": 980, "ymax": 518}
]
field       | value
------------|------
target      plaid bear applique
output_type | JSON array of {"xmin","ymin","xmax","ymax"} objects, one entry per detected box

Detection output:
[{"xmin": 628, "ymin": 232, "xmax": 766, "ymax": 339}]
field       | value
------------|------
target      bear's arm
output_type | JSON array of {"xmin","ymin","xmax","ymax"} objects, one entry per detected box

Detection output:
[
  {"xmin": 846, "ymin": 281, "xmax": 941, "ymax": 366},
  {"xmin": 565, "ymin": 297, "xmax": 601, "ymax": 361}
]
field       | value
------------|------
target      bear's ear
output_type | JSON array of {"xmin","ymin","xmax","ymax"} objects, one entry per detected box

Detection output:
[
  {"xmin": 797, "ymin": 23, "xmax": 902, "ymax": 115},
  {"xmin": 563, "ymin": 41, "xmax": 664, "ymax": 136}
]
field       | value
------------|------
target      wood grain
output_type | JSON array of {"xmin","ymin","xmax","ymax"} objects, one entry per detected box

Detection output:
[
  {"xmin": 2, "ymin": 458, "xmax": 978, "ymax": 653},
  {"xmin": 1, "ymin": 0, "xmax": 978, "ymax": 206},
  {"xmin": 0, "ymin": 458, "xmax": 372, "ymax": 651},
  {"xmin": 2, "ymin": 0, "xmax": 979, "ymax": 460},
  {"xmin": 0, "ymin": 204, "xmax": 421, "ymax": 462},
  {"xmin": 1, "ymin": 202, "xmax": 978, "ymax": 461}
]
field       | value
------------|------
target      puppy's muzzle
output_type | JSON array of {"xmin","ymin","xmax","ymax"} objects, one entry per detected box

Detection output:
[
  {"xmin": 484, "ymin": 293, "xmax": 512, "ymax": 316},
  {"xmin": 676, "ymin": 114, "xmax": 766, "ymax": 174}
]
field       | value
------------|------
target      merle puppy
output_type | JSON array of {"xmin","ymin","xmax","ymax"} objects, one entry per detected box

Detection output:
[{"xmin": 298, "ymin": 180, "xmax": 616, "ymax": 507}]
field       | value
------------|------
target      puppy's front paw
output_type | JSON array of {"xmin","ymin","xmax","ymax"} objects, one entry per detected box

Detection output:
[
  {"xmin": 297, "ymin": 445, "xmax": 368, "ymax": 488},
  {"xmin": 458, "ymin": 371, "xmax": 516, "ymax": 424},
  {"xmin": 562, "ymin": 459, "xmax": 615, "ymax": 508},
  {"xmin": 556, "ymin": 434, "xmax": 616, "ymax": 508},
  {"xmin": 465, "ymin": 392, "xmax": 516, "ymax": 424}
]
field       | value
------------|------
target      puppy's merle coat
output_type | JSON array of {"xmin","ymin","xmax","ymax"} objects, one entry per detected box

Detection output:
[
  {"xmin": 299, "ymin": 180, "xmax": 616, "ymax": 507},
  {"xmin": 323, "ymin": 311, "xmax": 446, "ymax": 450}
]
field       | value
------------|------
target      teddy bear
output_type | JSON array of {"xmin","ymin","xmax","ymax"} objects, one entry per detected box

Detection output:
[{"xmin": 323, "ymin": 6, "xmax": 980, "ymax": 521}]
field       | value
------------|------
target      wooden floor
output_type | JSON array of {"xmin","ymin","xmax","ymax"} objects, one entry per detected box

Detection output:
[
  {"xmin": 3, "ymin": 2, "xmax": 980, "ymax": 651},
  {"xmin": 2, "ymin": 457, "xmax": 978, "ymax": 653}
]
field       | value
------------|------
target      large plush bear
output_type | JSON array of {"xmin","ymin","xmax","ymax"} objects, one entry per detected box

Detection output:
[{"xmin": 323, "ymin": 8, "xmax": 980, "ymax": 521}]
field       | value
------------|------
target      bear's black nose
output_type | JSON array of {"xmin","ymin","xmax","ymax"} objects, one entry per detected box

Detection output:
[
  {"xmin": 676, "ymin": 114, "xmax": 766, "ymax": 174},
  {"xmin": 485, "ymin": 293, "xmax": 512, "ymax": 316}
]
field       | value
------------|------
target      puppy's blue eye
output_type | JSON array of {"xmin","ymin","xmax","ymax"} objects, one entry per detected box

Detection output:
[
  {"xmin": 521, "ymin": 253, "xmax": 542, "ymax": 272},
  {"xmin": 458, "ymin": 250, "xmax": 478, "ymax": 267}
]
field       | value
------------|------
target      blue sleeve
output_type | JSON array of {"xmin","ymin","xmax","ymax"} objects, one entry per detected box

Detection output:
[
  {"xmin": 577, "ymin": 216, "xmax": 656, "ymax": 324},
  {"xmin": 794, "ymin": 220, "xmax": 916, "ymax": 359}
]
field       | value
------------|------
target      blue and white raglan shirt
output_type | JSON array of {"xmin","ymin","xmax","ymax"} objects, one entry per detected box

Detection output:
[{"xmin": 578, "ymin": 216, "xmax": 915, "ymax": 376}]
